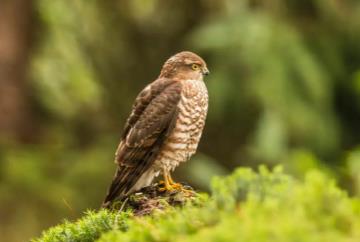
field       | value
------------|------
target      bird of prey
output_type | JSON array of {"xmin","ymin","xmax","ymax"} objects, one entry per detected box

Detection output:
[{"xmin": 102, "ymin": 51, "xmax": 209, "ymax": 208}]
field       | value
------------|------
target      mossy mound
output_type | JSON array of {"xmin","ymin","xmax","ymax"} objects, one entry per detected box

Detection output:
[
  {"xmin": 110, "ymin": 183, "xmax": 198, "ymax": 216},
  {"xmin": 32, "ymin": 166, "xmax": 360, "ymax": 242}
]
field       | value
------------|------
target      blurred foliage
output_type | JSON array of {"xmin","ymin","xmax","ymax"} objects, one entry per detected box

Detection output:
[
  {"xmin": 33, "ymin": 167, "xmax": 360, "ymax": 242},
  {"xmin": 1, "ymin": 0, "xmax": 360, "ymax": 241}
]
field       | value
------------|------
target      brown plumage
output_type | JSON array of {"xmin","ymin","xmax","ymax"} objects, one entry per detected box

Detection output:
[{"xmin": 102, "ymin": 51, "xmax": 209, "ymax": 208}]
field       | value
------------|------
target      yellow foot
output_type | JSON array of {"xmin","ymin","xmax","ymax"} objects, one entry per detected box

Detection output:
[
  {"xmin": 158, "ymin": 187, "xmax": 169, "ymax": 192},
  {"xmin": 158, "ymin": 182, "xmax": 175, "ymax": 192},
  {"xmin": 158, "ymin": 171, "xmax": 194, "ymax": 195},
  {"xmin": 158, "ymin": 181, "xmax": 194, "ymax": 196},
  {"xmin": 158, "ymin": 180, "xmax": 172, "ymax": 192},
  {"xmin": 170, "ymin": 182, "xmax": 182, "ymax": 189}
]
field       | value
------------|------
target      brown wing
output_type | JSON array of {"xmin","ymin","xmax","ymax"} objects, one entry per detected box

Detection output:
[
  {"xmin": 119, "ymin": 78, "xmax": 178, "ymax": 143},
  {"xmin": 102, "ymin": 78, "xmax": 182, "ymax": 207}
]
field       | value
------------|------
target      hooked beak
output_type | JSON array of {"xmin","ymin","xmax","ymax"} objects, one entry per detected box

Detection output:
[{"xmin": 202, "ymin": 67, "xmax": 210, "ymax": 76}]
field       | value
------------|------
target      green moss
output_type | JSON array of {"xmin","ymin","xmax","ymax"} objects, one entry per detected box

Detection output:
[
  {"xmin": 33, "ymin": 167, "xmax": 360, "ymax": 242},
  {"xmin": 31, "ymin": 210, "xmax": 131, "ymax": 242}
]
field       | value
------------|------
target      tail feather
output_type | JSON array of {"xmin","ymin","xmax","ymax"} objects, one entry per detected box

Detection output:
[
  {"xmin": 102, "ymin": 166, "xmax": 133, "ymax": 208},
  {"xmin": 102, "ymin": 131, "xmax": 166, "ymax": 208},
  {"xmin": 102, "ymin": 163, "xmax": 151, "ymax": 208}
]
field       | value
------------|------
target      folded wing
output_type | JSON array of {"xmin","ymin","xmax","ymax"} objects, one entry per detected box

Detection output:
[{"xmin": 102, "ymin": 78, "xmax": 182, "ymax": 207}]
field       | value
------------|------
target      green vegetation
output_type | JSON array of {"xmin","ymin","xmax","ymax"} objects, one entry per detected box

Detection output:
[
  {"xmin": 2, "ymin": 1, "xmax": 360, "ymax": 241},
  {"xmin": 33, "ymin": 167, "xmax": 360, "ymax": 242}
]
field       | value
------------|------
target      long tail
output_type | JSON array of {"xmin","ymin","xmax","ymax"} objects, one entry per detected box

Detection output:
[
  {"xmin": 102, "ymin": 166, "xmax": 135, "ymax": 208},
  {"xmin": 102, "ymin": 138, "xmax": 164, "ymax": 208}
]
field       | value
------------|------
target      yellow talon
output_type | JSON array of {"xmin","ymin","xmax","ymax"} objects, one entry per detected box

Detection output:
[
  {"xmin": 158, "ymin": 170, "xmax": 194, "ymax": 196},
  {"xmin": 158, "ymin": 172, "xmax": 174, "ymax": 192}
]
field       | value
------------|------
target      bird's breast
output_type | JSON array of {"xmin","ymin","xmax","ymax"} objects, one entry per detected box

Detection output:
[{"xmin": 156, "ymin": 79, "xmax": 208, "ymax": 171}]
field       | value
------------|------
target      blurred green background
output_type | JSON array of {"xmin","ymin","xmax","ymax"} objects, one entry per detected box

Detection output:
[{"xmin": 0, "ymin": 0, "xmax": 360, "ymax": 241}]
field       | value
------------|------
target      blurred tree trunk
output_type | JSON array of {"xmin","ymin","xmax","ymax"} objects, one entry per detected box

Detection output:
[{"xmin": 0, "ymin": 0, "xmax": 35, "ymax": 142}]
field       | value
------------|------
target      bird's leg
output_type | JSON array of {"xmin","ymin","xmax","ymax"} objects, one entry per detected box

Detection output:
[
  {"xmin": 158, "ymin": 169, "xmax": 174, "ymax": 192},
  {"xmin": 166, "ymin": 173, "xmax": 183, "ymax": 189},
  {"xmin": 169, "ymin": 174, "xmax": 195, "ymax": 196},
  {"xmin": 167, "ymin": 173, "xmax": 175, "ymax": 185},
  {"xmin": 159, "ymin": 169, "xmax": 194, "ymax": 195}
]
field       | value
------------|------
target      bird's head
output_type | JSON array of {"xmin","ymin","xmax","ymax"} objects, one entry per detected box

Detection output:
[{"xmin": 159, "ymin": 51, "xmax": 209, "ymax": 80}]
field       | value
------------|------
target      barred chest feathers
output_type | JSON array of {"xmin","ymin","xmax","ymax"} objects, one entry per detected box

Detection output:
[{"xmin": 156, "ymin": 79, "xmax": 208, "ymax": 171}]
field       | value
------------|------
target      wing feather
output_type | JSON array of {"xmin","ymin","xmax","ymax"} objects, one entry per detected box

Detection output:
[{"xmin": 102, "ymin": 78, "xmax": 182, "ymax": 207}]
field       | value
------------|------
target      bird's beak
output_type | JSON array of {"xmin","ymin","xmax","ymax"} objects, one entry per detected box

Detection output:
[{"xmin": 202, "ymin": 67, "xmax": 210, "ymax": 76}]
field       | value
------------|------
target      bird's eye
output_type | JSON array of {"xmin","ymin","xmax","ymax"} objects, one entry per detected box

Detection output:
[{"xmin": 191, "ymin": 64, "xmax": 200, "ymax": 70}]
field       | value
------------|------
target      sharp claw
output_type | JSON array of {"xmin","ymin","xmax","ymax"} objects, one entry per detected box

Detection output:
[
  {"xmin": 158, "ymin": 181, "xmax": 174, "ymax": 192},
  {"xmin": 171, "ymin": 183, "xmax": 182, "ymax": 189},
  {"xmin": 158, "ymin": 172, "xmax": 194, "ymax": 194},
  {"xmin": 158, "ymin": 181, "xmax": 194, "ymax": 196},
  {"xmin": 158, "ymin": 187, "xmax": 166, "ymax": 192}
]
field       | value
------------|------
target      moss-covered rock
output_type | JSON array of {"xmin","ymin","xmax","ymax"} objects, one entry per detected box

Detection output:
[
  {"xmin": 110, "ymin": 183, "xmax": 200, "ymax": 216},
  {"xmin": 32, "ymin": 166, "xmax": 360, "ymax": 242}
]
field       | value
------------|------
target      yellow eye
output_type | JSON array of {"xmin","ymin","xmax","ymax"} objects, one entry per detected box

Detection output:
[{"xmin": 191, "ymin": 64, "xmax": 200, "ymax": 70}]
